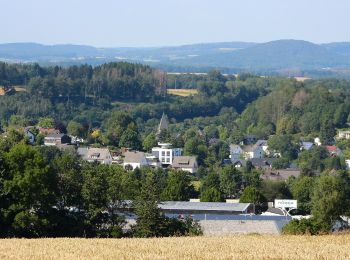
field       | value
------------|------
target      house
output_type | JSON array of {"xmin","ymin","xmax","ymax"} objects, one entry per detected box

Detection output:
[
  {"xmin": 242, "ymin": 144, "xmax": 264, "ymax": 159},
  {"xmin": 157, "ymin": 113, "xmax": 169, "ymax": 135},
  {"xmin": 229, "ymin": 144, "xmax": 243, "ymax": 160},
  {"xmin": 300, "ymin": 141, "xmax": 313, "ymax": 151},
  {"xmin": 338, "ymin": 130, "xmax": 350, "ymax": 140},
  {"xmin": 314, "ymin": 137, "xmax": 322, "ymax": 146},
  {"xmin": 145, "ymin": 154, "xmax": 162, "ymax": 168},
  {"xmin": 152, "ymin": 143, "xmax": 182, "ymax": 165},
  {"xmin": 345, "ymin": 159, "xmax": 350, "ymax": 170},
  {"xmin": 39, "ymin": 127, "xmax": 60, "ymax": 136},
  {"xmin": 249, "ymin": 158, "xmax": 275, "ymax": 169},
  {"xmin": 44, "ymin": 133, "xmax": 71, "ymax": 146},
  {"xmin": 326, "ymin": 146, "xmax": 343, "ymax": 157},
  {"xmin": 231, "ymin": 159, "xmax": 246, "ymax": 168},
  {"xmin": 172, "ymin": 156, "xmax": 198, "ymax": 174},
  {"xmin": 123, "ymin": 151, "xmax": 148, "ymax": 170},
  {"xmin": 24, "ymin": 127, "xmax": 36, "ymax": 144},
  {"xmin": 78, "ymin": 147, "xmax": 113, "ymax": 165},
  {"xmin": 255, "ymin": 140, "xmax": 268, "ymax": 153}
]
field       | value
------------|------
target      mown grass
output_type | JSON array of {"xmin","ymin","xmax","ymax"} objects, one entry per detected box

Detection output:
[
  {"xmin": 167, "ymin": 89, "xmax": 198, "ymax": 96},
  {"xmin": 1, "ymin": 234, "xmax": 350, "ymax": 259}
]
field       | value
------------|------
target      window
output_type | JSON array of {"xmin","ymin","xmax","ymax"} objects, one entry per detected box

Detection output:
[
  {"xmin": 166, "ymin": 151, "xmax": 170, "ymax": 156},
  {"xmin": 162, "ymin": 151, "xmax": 165, "ymax": 156},
  {"xmin": 166, "ymin": 158, "xmax": 170, "ymax": 163},
  {"xmin": 162, "ymin": 158, "xmax": 165, "ymax": 162}
]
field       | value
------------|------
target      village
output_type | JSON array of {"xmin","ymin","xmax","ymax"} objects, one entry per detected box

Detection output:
[{"xmin": 20, "ymin": 113, "xmax": 350, "ymax": 181}]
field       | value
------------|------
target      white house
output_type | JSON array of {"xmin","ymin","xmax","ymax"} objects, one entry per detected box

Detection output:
[
  {"xmin": 123, "ymin": 151, "xmax": 148, "ymax": 170},
  {"xmin": 242, "ymin": 144, "xmax": 264, "ymax": 159},
  {"xmin": 78, "ymin": 147, "xmax": 112, "ymax": 165},
  {"xmin": 314, "ymin": 137, "xmax": 322, "ymax": 146},
  {"xmin": 171, "ymin": 156, "xmax": 198, "ymax": 174},
  {"xmin": 338, "ymin": 130, "xmax": 350, "ymax": 140},
  {"xmin": 152, "ymin": 143, "xmax": 182, "ymax": 165}
]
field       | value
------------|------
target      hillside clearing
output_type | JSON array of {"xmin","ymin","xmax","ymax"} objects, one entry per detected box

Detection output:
[
  {"xmin": 1, "ymin": 234, "xmax": 350, "ymax": 259},
  {"xmin": 167, "ymin": 88, "xmax": 198, "ymax": 96}
]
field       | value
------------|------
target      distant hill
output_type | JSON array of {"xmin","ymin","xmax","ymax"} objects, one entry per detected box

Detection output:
[
  {"xmin": 182, "ymin": 40, "xmax": 350, "ymax": 69},
  {"xmin": 1, "ymin": 40, "xmax": 350, "ymax": 74}
]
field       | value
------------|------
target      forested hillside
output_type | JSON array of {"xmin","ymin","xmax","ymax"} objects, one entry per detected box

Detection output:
[{"xmin": 2, "ymin": 61, "xmax": 350, "ymax": 237}]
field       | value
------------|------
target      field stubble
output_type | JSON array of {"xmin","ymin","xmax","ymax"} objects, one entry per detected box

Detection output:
[{"xmin": 1, "ymin": 234, "xmax": 350, "ymax": 259}]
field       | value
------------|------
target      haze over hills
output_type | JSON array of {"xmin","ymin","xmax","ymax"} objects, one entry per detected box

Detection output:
[{"xmin": 2, "ymin": 40, "xmax": 350, "ymax": 77}]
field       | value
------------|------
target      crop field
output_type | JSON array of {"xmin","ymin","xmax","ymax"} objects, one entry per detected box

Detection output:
[
  {"xmin": 1, "ymin": 234, "xmax": 350, "ymax": 259},
  {"xmin": 167, "ymin": 88, "xmax": 198, "ymax": 96}
]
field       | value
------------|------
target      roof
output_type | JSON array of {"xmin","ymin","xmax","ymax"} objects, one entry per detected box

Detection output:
[
  {"xmin": 326, "ymin": 146, "xmax": 340, "ymax": 152},
  {"xmin": 172, "ymin": 156, "xmax": 197, "ymax": 169},
  {"xmin": 301, "ymin": 141, "xmax": 313, "ymax": 150},
  {"xmin": 85, "ymin": 148, "xmax": 110, "ymax": 160},
  {"xmin": 124, "ymin": 151, "xmax": 146, "ymax": 164},
  {"xmin": 77, "ymin": 147, "xmax": 89, "ymax": 159},
  {"xmin": 256, "ymin": 140, "xmax": 268, "ymax": 146},
  {"xmin": 249, "ymin": 158, "xmax": 275, "ymax": 168},
  {"xmin": 231, "ymin": 159, "xmax": 247, "ymax": 167},
  {"xmin": 45, "ymin": 133, "xmax": 66, "ymax": 138},
  {"xmin": 39, "ymin": 128, "xmax": 60, "ymax": 135},
  {"xmin": 159, "ymin": 201, "xmax": 252, "ymax": 213},
  {"xmin": 230, "ymin": 144, "xmax": 242, "ymax": 151},
  {"xmin": 157, "ymin": 113, "xmax": 169, "ymax": 133},
  {"xmin": 261, "ymin": 169, "xmax": 301, "ymax": 181},
  {"xmin": 242, "ymin": 145, "xmax": 258, "ymax": 153}
]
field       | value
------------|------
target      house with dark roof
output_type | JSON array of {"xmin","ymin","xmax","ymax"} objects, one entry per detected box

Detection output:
[
  {"xmin": 44, "ymin": 133, "xmax": 71, "ymax": 146},
  {"xmin": 172, "ymin": 156, "xmax": 198, "ymax": 174},
  {"xmin": 249, "ymin": 158, "xmax": 275, "ymax": 169}
]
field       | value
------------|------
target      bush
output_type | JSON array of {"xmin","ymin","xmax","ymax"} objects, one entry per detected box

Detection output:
[{"xmin": 282, "ymin": 218, "xmax": 325, "ymax": 235}]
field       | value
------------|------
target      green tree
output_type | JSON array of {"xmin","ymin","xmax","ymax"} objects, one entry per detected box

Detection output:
[
  {"xmin": 2, "ymin": 143, "xmax": 57, "ymax": 237},
  {"xmin": 219, "ymin": 165, "xmax": 241, "ymax": 199},
  {"xmin": 161, "ymin": 170, "xmax": 196, "ymax": 201},
  {"xmin": 142, "ymin": 133, "xmax": 157, "ymax": 152},
  {"xmin": 67, "ymin": 121, "xmax": 85, "ymax": 137},
  {"xmin": 119, "ymin": 128, "xmax": 141, "ymax": 150},
  {"xmin": 290, "ymin": 176, "xmax": 315, "ymax": 214},
  {"xmin": 132, "ymin": 172, "xmax": 163, "ymax": 237},
  {"xmin": 311, "ymin": 174, "xmax": 347, "ymax": 231},
  {"xmin": 38, "ymin": 117, "xmax": 55, "ymax": 128},
  {"xmin": 239, "ymin": 186, "xmax": 267, "ymax": 213}
]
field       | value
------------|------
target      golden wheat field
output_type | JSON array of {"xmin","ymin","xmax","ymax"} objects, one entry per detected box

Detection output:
[
  {"xmin": 167, "ymin": 89, "xmax": 198, "ymax": 96},
  {"xmin": 1, "ymin": 234, "xmax": 350, "ymax": 260}
]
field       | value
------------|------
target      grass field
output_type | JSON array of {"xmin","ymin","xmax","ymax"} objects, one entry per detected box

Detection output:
[
  {"xmin": 1, "ymin": 234, "xmax": 350, "ymax": 259},
  {"xmin": 167, "ymin": 88, "xmax": 198, "ymax": 96}
]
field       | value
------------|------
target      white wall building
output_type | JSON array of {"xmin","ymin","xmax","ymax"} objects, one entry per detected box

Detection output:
[{"xmin": 152, "ymin": 143, "xmax": 182, "ymax": 165}]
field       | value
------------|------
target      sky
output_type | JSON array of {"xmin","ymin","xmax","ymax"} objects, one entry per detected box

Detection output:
[{"xmin": 1, "ymin": 0, "xmax": 350, "ymax": 47}]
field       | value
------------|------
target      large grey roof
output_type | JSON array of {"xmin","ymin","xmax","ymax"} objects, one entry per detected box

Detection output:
[
  {"xmin": 172, "ymin": 156, "xmax": 197, "ymax": 169},
  {"xmin": 124, "ymin": 151, "xmax": 146, "ymax": 163},
  {"xmin": 159, "ymin": 201, "xmax": 251, "ymax": 213}
]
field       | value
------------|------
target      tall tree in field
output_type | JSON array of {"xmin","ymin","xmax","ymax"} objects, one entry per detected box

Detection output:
[{"xmin": 133, "ymin": 172, "xmax": 163, "ymax": 237}]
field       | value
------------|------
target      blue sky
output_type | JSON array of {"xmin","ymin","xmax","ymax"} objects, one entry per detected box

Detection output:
[{"xmin": 1, "ymin": 0, "xmax": 350, "ymax": 47}]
